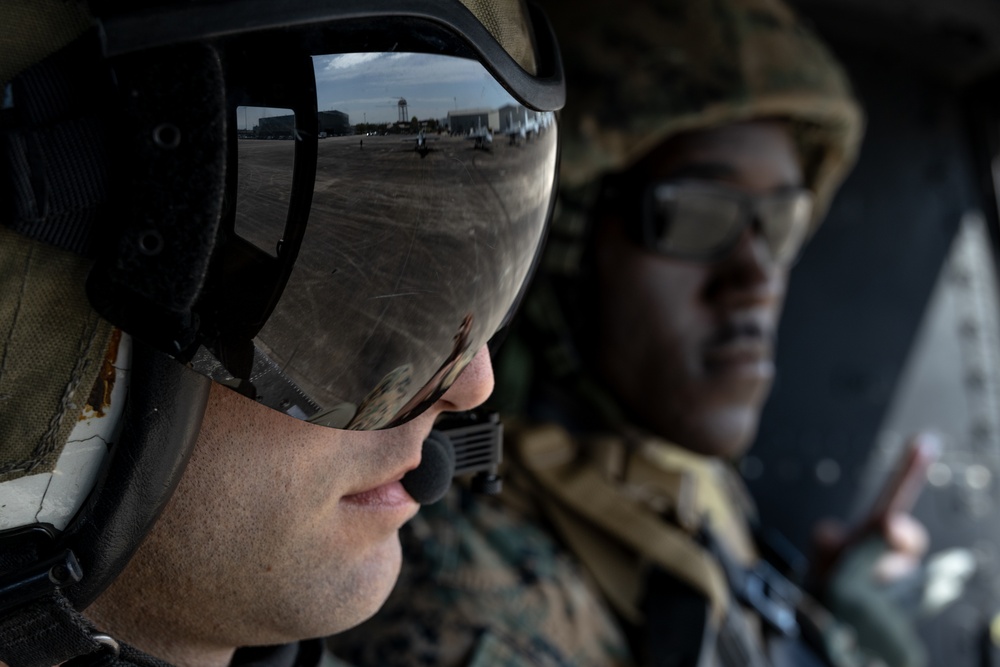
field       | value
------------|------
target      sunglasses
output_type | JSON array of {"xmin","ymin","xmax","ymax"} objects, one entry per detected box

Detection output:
[{"xmin": 633, "ymin": 181, "xmax": 815, "ymax": 264}]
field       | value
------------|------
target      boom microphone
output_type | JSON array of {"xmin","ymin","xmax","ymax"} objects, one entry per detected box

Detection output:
[
  {"xmin": 401, "ymin": 430, "xmax": 455, "ymax": 505},
  {"xmin": 401, "ymin": 410, "xmax": 504, "ymax": 505}
]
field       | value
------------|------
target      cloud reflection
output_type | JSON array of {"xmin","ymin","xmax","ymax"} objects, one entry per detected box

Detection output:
[{"xmin": 313, "ymin": 52, "xmax": 512, "ymax": 124}]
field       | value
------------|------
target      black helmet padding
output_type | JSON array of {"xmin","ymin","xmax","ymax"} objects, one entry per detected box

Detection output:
[{"xmin": 61, "ymin": 341, "xmax": 211, "ymax": 609}]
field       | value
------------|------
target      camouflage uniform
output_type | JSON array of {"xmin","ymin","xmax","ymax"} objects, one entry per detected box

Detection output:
[
  {"xmin": 329, "ymin": 485, "xmax": 632, "ymax": 667},
  {"xmin": 495, "ymin": 419, "xmax": 880, "ymax": 667},
  {"xmin": 328, "ymin": 0, "xmax": 879, "ymax": 665}
]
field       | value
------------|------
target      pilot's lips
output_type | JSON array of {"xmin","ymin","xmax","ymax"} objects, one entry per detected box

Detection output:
[
  {"xmin": 343, "ymin": 480, "xmax": 416, "ymax": 508},
  {"xmin": 341, "ymin": 480, "xmax": 419, "ymax": 531},
  {"xmin": 342, "ymin": 458, "xmax": 420, "ymax": 513}
]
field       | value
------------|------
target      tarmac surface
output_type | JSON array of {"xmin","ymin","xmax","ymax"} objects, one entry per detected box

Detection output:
[{"xmin": 229, "ymin": 130, "xmax": 557, "ymax": 425}]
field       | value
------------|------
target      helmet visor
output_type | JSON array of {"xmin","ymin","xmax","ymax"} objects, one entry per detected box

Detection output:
[{"xmin": 190, "ymin": 51, "xmax": 557, "ymax": 430}]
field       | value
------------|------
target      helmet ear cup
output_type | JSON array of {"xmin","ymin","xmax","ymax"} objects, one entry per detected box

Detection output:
[
  {"xmin": 86, "ymin": 42, "xmax": 226, "ymax": 359},
  {"xmin": 60, "ymin": 340, "xmax": 210, "ymax": 609},
  {"xmin": 401, "ymin": 430, "xmax": 456, "ymax": 505}
]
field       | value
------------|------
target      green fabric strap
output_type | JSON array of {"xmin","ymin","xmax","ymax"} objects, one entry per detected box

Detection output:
[{"xmin": 0, "ymin": 226, "xmax": 114, "ymax": 483}]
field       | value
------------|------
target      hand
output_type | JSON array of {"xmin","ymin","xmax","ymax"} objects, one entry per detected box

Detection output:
[
  {"xmin": 810, "ymin": 432, "xmax": 938, "ymax": 588},
  {"xmin": 812, "ymin": 510, "xmax": 929, "ymax": 587},
  {"xmin": 808, "ymin": 432, "xmax": 940, "ymax": 667}
]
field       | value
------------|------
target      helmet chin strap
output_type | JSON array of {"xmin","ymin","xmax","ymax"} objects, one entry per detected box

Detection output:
[
  {"xmin": 0, "ymin": 342, "xmax": 210, "ymax": 667},
  {"xmin": 0, "ymin": 591, "xmax": 111, "ymax": 667},
  {"xmin": 0, "ymin": 594, "xmax": 176, "ymax": 667}
]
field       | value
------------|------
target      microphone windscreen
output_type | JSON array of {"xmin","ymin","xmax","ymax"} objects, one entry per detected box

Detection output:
[{"xmin": 401, "ymin": 430, "xmax": 456, "ymax": 505}]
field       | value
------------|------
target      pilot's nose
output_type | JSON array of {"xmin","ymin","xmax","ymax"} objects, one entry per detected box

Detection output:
[
  {"xmin": 438, "ymin": 345, "xmax": 495, "ymax": 413},
  {"xmin": 711, "ymin": 226, "xmax": 785, "ymax": 309}
]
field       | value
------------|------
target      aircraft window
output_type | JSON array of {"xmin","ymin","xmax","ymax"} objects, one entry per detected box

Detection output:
[
  {"xmin": 862, "ymin": 212, "xmax": 1000, "ymax": 523},
  {"xmin": 742, "ymin": 6, "xmax": 1000, "ymax": 662}
]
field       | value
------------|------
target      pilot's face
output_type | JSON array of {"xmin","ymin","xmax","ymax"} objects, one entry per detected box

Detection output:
[
  {"xmin": 83, "ymin": 348, "xmax": 494, "ymax": 664},
  {"xmin": 594, "ymin": 120, "xmax": 802, "ymax": 459}
]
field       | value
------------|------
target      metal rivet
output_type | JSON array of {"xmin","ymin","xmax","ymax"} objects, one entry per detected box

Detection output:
[
  {"xmin": 48, "ymin": 565, "xmax": 69, "ymax": 584},
  {"xmin": 138, "ymin": 230, "xmax": 164, "ymax": 256},
  {"xmin": 153, "ymin": 123, "xmax": 181, "ymax": 149},
  {"xmin": 739, "ymin": 455, "xmax": 764, "ymax": 481},
  {"xmin": 928, "ymin": 462, "xmax": 953, "ymax": 487},
  {"xmin": 815, "ymin": 458, "xmax": 841, "ymax": 485},
  {"xmin": 92, "ymin": 634, "xmax": 121, "ymax": 657},
  {"xmin": 965, "ymin": 464, "xmax": 992, "ymax": 490}
]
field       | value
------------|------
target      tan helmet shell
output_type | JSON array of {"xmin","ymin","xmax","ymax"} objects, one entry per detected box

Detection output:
[{"xmin": 545, "ymin": 0, "xmax": 864, "ymax": 221}]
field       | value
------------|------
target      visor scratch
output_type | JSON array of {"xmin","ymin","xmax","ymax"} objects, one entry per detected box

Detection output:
[{"xmin": 370, "ymin": 292, "xmax": 432, "ymax": 300}]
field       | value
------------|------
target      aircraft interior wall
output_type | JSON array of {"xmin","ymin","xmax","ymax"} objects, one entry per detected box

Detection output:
[{"xmin": 747, "ymin": 2, "xmax": 1000, "ymax": 663}]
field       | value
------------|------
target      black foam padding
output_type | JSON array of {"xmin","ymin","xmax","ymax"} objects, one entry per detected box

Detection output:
[
  {"xmin": 401, "ymin": 430, "xmax": 456, "ymax": 505},
  {"xmin": 60, "ymin": 342, "xmax": 210, "ymax": 609},
  {"xmin": 85, "ymin": 42, "xmax": 227, "ymax": 356}
]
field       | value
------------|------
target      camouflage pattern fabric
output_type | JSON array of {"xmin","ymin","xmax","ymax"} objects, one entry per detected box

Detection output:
[
  {"xmin": 327, "ymin": 485, "xmax": 633, "ymax": 667},
  {"xmin": 546, "ymin": 0, "xmax": 862, "ymax": 220},
  {"xmin": 533, "ymin": 0, "xmax": 864, "ymax": 297},
  {"xmin": 504, "ymin": 422, "xmax": 767, "ymax": 666},
  {"xmin": 0, "ymin": 227, "xmax": 115, "ymax": 482},
  {"xmin": 502, "ymin": 422, "xmax": 885, "ymax": 667}
]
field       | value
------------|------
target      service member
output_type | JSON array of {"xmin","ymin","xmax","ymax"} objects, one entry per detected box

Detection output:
[{"xmin": 0, "ymin": 0, "xmax": 564, "ymax": 665}]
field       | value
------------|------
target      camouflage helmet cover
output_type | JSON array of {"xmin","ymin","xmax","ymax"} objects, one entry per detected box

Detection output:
[{"xmin": 547, "ymin": 0, "xmax": 863, "ymax": 218}]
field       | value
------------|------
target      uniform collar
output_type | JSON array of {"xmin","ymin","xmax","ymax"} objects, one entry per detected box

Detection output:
[{"xmin": 230, "ymin": 640, "xmax": 324, "ymax": 667}]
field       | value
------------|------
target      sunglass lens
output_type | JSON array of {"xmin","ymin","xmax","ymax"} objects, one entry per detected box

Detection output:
[
  {"xmin": 650, "ymin": 185, "xmax": 745, "ymax": 258},
  {"xmin": 757, "ymin": 191, "xmax": 814, "ymax": 263}
]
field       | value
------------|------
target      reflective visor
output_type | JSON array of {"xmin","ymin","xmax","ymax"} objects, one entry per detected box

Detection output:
[
  {"xmin": 91, "ymin": 6, "xmax": 563, "ymax": 431},
  {"xmin": 197, "ymin": 59, "xmax": 555, "ymax": 430}
]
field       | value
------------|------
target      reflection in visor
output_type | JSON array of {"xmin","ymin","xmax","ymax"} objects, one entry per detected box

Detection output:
[{"xmin": 194, "ymin": 53, "xmax": 557, "ymax": 430}]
